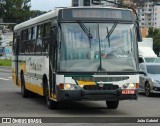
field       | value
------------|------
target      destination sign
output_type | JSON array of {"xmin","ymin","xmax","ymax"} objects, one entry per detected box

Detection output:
[
  {"xmin": 72, "ymin": 9, "xmax": 122, "ymax": 19},
  {"xmin": 58, "ymin": 8, "xmax": 133, "ymax": 21}
]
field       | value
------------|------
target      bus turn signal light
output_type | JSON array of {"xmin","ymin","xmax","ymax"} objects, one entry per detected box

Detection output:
[
  {"xmin": 136, "ymin": 83, "xmax": 139, "ymax": 89},
  {"xmin": 59, "ymin": 83, "xmax": 64, "ymax": 89}
]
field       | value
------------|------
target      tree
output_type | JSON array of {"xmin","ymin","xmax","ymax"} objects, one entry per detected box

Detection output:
[
  {"xmin": 147, "ymin": 28, "xmax": 160, "ymax": 55},
  {"xmin": 30, "ymin": 10, "xmax": 47, "ymax": 19},
  {"xmin": 3, "ymin": 0, "xmax": 31, "ymax": 24}
]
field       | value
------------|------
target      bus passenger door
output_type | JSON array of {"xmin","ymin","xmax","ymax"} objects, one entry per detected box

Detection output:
[{"xmin": 49, "ymin": 26, "xmax": 57, "ymax": 95}]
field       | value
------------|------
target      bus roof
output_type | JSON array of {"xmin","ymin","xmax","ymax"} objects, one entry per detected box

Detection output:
[
  {"xmin": 14, "ymin": 6, "xmax": 132, "ymax": 31},
  {"xmin": 14, "ymin": 8, "xmax": 61, "ymax": 31}
]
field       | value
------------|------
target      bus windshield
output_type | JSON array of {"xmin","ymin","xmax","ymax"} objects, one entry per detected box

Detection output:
[{"xmin": 58, "ymin": 22, "xmax": 137, "ymax": 72}]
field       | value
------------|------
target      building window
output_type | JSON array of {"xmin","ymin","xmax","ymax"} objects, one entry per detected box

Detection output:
[
  {"xmin": 44, "ymin": 23, "xmax": 51, "ymax": 37},
  {"xmin": 84, "ymin": 0, "xmax": 90, "ymax": 6}
]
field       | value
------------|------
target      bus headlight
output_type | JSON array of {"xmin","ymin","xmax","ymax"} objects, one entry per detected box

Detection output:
[
  {"xmin": 129, "ymin": 83, "xmax": 135, "ymax": 89},
  {"xmin": 122, "ymin": 83, "xmax": 138, "ymax": 89},
  {"xmin": 59, "ymin": 83, "xmax": 80, "ymax": 90},
  {"xmin": 65, "ymin": 84, "xmax": 71, "ymax": 90}
]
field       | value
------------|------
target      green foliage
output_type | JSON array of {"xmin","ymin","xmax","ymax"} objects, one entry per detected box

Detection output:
[
  {"xmin": 0, "ymin": 0, "xmax": 47, "ymax": 24},
  {"xmin": 147, "ymin": 27, "xmax": 160, "ymax": 55},
  {"xmin": 3, "ymin": 0, "xmax": 31, "ymax": 24},
  {"xmin": 30, "ymin": 10, "xmax": 47, "ymax": 19},
  {"xmin": 0, "ymin": 59, "xmax": 11, "ymax": 66}
]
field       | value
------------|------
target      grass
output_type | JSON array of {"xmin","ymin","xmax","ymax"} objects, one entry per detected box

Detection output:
[{"xmin": 0, "ymin": 59, "xmax": 11, "ymax": 66}]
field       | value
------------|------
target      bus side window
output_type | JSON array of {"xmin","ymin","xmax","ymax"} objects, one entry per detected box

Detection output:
[
  {"xmin": 30, "ymin": 26, "xmax": 37, "ymax": 53},
  {"xmin": 35, "ymin": 25, "xmax": 43, "ymax": 53},
  {"xmin": 20, "ymin": 30, "xmax": 27, "ymax": 54},
  {"xmin": 43, "ymin": 22, "xmax": 51, "ymax": 53}
]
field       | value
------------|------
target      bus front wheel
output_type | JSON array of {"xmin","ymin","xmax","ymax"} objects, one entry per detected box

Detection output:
[
  {"xmin": 44, "ymin": 82, "xmax": 58, "ymax": 109},
  {"xmin": 106, "ymin": 101, "xmax": 119, "ymax": 109}
]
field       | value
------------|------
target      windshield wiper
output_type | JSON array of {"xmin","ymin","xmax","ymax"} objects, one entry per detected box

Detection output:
[
  {"xmin": 106, "ymin": 27, "xmax": 111, "ymax": 47},
  {"xmin": 77, "ymin": 20, "xmax": 93, "ymax": 39},
  {"xmin": 106, "ymin": 22, "xmax": 118, "ymax": 40}
]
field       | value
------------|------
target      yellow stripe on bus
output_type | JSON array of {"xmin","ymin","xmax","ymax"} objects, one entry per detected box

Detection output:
[
  {"xmin": 12, "ymin": 78, "xmax": 56, "ymax": 99},
  {"xmin": 25, "ymin": 83, "xmax": 43, "ymax": 96},
  {"xmin": 77, "ymin": 81, "xmax": 96, "ymax": 85}
]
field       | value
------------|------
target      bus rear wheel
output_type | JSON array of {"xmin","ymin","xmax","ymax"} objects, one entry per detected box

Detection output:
[
  {"xmin": 106, "ymin": 101, "xmax": 119, "ymax": 109},
  {"xmin": 21, "ymin": 74, "xmax": 29, "ymax": 98},
  {"xmin": 44, "ymin": 82, "xmax": 58, "ymax": 109}
]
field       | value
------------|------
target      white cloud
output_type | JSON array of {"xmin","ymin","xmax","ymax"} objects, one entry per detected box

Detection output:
[{"xmin": 31, "ymin": 0, "xmax": 71, "ymax": 11}]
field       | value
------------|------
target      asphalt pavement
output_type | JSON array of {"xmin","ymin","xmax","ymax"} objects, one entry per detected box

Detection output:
[{"xmin": 0, "ymin": 67, "xmax": 160, "ymax": 125}]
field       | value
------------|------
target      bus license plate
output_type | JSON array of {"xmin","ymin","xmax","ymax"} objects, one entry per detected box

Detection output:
[{"xmin": 122, "ymin": 90, "xmax": 135, "ymax": 94}]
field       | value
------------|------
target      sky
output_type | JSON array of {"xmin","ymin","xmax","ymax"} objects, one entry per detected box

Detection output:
[{"xmin": 31, "ymin": 0, "xmax": 72, "ymax": 11}]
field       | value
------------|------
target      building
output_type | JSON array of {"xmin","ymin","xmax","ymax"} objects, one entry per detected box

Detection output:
[
  {"xmin": 141, "ymin": 27, "xmax": 148, "ymax": 38},
  {"xmin": 0, "ymin": 28, "xmax": 13, "ymax": 59},
  {"xmin": 72, "ymin": 0, "xmax": 118, "ymax": 7},
  {"xmin": 137, "ymin": 1, "xmax": 160, "ymax": 28},
  {"xmin": 122, "ymin": 0, "xmax": 133, "ymax": 5}
]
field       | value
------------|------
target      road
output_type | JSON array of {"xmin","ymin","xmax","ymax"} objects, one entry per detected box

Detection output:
[{"xmin": 0, "ymin": 67, "xmax": 160, "ymax": 125}]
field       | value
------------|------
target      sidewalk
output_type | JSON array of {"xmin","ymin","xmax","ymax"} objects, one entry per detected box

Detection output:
[{"xmin": 0, "ymin": 66, "xmax": 11, "ymax": 73}]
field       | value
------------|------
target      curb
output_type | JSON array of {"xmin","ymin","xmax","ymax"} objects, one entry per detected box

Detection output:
[
  {"xmin": 0, "ymin": 66, "xmax": 11, "ymax": 73},
  {"xmin": 0, "ymin": 66, "xmax": 11, "ymax": 70}
]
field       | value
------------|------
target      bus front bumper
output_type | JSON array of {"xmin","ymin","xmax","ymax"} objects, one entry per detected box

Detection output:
[{"xmin": 56, "ymin": 87, "xmax": 138, "ymax": 102}]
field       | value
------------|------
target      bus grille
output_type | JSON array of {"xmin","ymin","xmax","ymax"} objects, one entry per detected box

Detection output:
[{"xmin": 83, "ymin": 85, "xmax": 119, "ymax": 90}]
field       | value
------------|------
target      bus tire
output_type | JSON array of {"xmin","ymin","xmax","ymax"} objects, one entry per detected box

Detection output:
[
  {"xmin": 21, "ymin": 74, "xmax": 29, "ymax": 98},
  {"xmin": 106, "ymin": 101, "xmax": 119, "ymax": 109},
  {"xmin": 44, "ymin": 79, "xmax": 58, "ymax": 109}
]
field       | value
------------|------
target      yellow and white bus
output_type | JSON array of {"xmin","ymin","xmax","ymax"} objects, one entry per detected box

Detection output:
[{"xmin": 12, "ymin": 7, "xmax": 140, "ymax": 109}]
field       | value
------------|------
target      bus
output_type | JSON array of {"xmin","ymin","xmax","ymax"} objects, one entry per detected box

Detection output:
[{"xmin": 12, "ymin": 7, "xmax": 140, "ymax": 109}]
